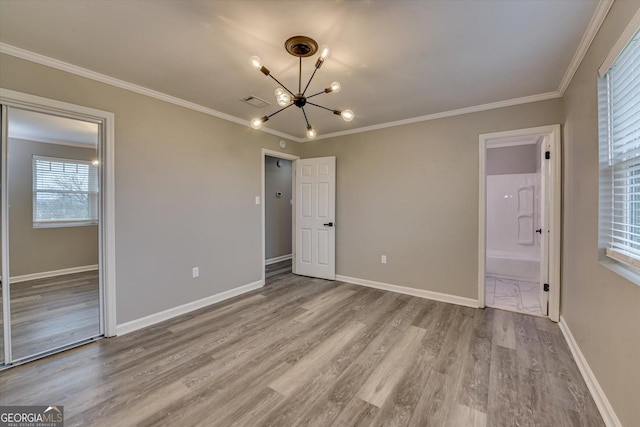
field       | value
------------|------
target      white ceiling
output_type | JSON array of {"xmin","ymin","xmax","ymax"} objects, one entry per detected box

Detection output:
[
  {"xmin": 8, "ymin": 108, "xmax": 98, "ymax": 147},
  {"xmin": 0, "ymin": 0, "xmax": 602, "ymax": 140}
]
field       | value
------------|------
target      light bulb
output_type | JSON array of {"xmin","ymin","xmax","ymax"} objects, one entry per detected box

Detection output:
[
  {"xmin": 251, "ymin": 116, "xmax": 268, "ymax": 129},
  {"xmin": 277, "ymin": 93, "xmax": 291, "ymax": 107},
  {"xmin": 319, "ymin": 45, "xmax": 331, "ymax": 60},
  {"xmin": 306, "ymin": 125, "xmax": 317, "ymax": 139},
  {"xmin": 91, "ymin": 159, "xmax": 99, "ymax": 166},
  {"xmin": 341, "ymin": 109, "xmax": 354, "ymax": 122},
  {"xmin": 249, "ymin": 56, "xmax": 262, "ymax": 70},
  {"xmin": 274, "ymin": 88, "xmax": 291, "ymax": 106},
  {"xmin": 329, "ymin": 82, "xmax": 341, "ymax": 93},
  {"xmin": 251, "ymin": 118, "xmax": 263, "ymax": 129}
]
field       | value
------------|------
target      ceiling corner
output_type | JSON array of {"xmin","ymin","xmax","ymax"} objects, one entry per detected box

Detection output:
[{"xmin": 557, "ymin": 0, "xmax": 615, "ymax": 96}]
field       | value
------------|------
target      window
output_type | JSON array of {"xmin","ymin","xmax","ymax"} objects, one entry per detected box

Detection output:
[
  {"xmin": 599, "ymin": 26, "xmax": 640, "ymax": 270},
  {"xmin": 32, "ymin": 156, "xmax": 99, "ymax": 228}
]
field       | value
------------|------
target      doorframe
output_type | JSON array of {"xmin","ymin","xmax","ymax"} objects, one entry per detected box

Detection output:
[
  {"xmin": 261, "ymin": 149, "xmax": 299, "ymax": 285},
  {"xmin": 478, "ymin": 124, "xmax": 561, "ymax": 322},
  {"xmin": 0, "ymin": 88, "xmax": 117, "ymax": 340}
]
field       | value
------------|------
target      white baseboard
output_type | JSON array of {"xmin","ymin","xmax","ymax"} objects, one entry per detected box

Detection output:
[
  {"xmin": 116, "ymin": 279, "xmax": 264, "ymax": 336},
  {"xmin": 335, "ymin": 275, "xmax": 479, "ymax": 308},
  {"xmin": 558, "ymin": 316, "xmax": 622, "ymax": 427},
  {"xmin": 265, "ymin": 254, "xmax": 292, "ymax": 265},
  {"xmin": 10, "ymin": 264, "xmax": 99, "ymax": 284}
]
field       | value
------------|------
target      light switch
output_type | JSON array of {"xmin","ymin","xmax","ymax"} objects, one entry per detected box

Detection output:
[{"xmin": 255, "ymin": 196, "xmax": 260, "ymax": 205}]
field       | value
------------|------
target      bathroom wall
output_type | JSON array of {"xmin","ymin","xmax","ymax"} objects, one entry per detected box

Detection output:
[
  {"xmin": 486, "ymin": 144, "xmax": 540, "ymax": 260},
  {"xmin": 486, "ymin": 144, "xmax": 538, "ymax": 175},
  {"xmin": 486, "ymin": 173, "xmax": 540, "ymax": 258}
]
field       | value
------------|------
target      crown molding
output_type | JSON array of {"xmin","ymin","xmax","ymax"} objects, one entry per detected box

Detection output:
[
  {"xmin": 0, "ymin": 43, "xmax": 305, "ymax": 143},
  {"xmin": 0, "ymin": 0, "xmax": 611, "ymax": 144},
  {"xmin": 557, "ymin": 0, "xmax": 614, "ymax": 96},
  {"xmin": 313, "ymin": 91, "xmax": 561, "ymax": 141}
]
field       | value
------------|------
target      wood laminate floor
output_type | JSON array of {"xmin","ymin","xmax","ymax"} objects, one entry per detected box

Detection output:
[
  {"xmin": 0, "ymin": 271, "xmax": 100, "ymax": 361},
  {"xmin": 265, "ymin": 259, "xmax": 293, "ymax": 280},
  {"xmin": 0, "ymin": 270, "xmax": 603, "ymax": 426}
]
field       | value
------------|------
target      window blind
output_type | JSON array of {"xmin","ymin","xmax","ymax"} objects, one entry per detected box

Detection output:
[
  {"xmin": 605, "ymin": 28, "xmax": 640, "ymax": 267},
  {"xmin": 32, "ymin": 155, "xmax": 99, "ymax": 224}
]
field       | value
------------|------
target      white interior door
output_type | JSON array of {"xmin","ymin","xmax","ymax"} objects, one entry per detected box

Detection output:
[
  {"xmin": 295, "ymin": 157, "xmax": 336, "ymax": 280},
  {"xmin": 539, "ymin": 138, "xmax": 550, "ymax": 316}
]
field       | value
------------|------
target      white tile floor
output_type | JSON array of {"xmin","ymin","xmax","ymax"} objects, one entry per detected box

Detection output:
[{"xmin": 485, "ymin": 276, "xmax": 543, "ymax": 316}]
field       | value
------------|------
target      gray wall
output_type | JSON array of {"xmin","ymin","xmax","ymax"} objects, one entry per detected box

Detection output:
[
  {"xmin": 486, "ymin": 144, "xmax": 537, "ymax": 175},
  {"xmin": 0, "ymin": 53, "xmax": 302, "ymax": 324},
  {"xmin": 265, "ymin": 156, "xmax": 292, "ymax": 260},
  {"xmin": 561, "ymin": 1, "xmax": 640, "ymax": 425},
  {"xmin": 8, "ymin": 138, "xmax": 99, "ymax": 277},
  {"xmin": 297, "ymin": 99, "xmax": 563, "ymax": 299}
]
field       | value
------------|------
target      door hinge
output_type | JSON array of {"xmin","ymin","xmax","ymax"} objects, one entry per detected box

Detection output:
[
  {"xmin": 543, "ymin": 283, "xmax": 549, "ymax": 292},
  {"xmin": 545, "ymin": 151, "xmax": 550, "ymax": 160}
]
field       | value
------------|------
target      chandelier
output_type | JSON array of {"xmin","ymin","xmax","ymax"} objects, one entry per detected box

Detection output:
[{"xmin": 249, "ymin": 36, "xmax": 354, "ymax": 139}]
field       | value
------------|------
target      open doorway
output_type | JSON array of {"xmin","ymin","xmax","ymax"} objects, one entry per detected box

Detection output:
[
  {"xmin": 478, "ymin": 125, "xmax": 561, "ymax": 321},
  {"xmin": 261, "ymin": 149, "xmax": 298, "ymax": 286},
  {"xmin": 485, "ymin": 136, "xmax": 543, "ymax": 315}
]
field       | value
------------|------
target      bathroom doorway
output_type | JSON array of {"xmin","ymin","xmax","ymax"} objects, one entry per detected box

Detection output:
[{"xmin": 478, "ymin": 125, "xmax": 561, "ymax": 321}]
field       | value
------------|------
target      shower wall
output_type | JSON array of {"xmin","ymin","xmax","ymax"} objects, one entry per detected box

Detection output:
[
  {"xmin": 486, "ymin": 144, "xmax": 541, "ymax": 281},
  {"xmin": 486, "ymin": 173, "xmax": 540, "ymax": 254}
]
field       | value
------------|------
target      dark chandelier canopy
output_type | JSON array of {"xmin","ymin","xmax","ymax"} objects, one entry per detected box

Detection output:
[{"xmin": 249, "ymin": 35, "xmax": 354, "ymax": 139}]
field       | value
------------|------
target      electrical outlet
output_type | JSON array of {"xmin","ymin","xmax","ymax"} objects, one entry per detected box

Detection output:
[
  {"xmin": 255, "ymin": 196, "xmax": 260, "ymax": 205},
  {"xmin": 381, "ymin": 255, "xmax": 387, "ymax": 264},
  {"xmin": 192, "ymin": 267, "xmax": 199, "ymax": 278}
]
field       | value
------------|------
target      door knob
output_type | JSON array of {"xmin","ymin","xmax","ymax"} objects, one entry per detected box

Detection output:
[
  {"xmin": 323, "ymin": 222, "xmax": 334, "ymax": 227},
  {"xmin": 535, "ymin": 228, "xmax": 542, "ymax": 234}
]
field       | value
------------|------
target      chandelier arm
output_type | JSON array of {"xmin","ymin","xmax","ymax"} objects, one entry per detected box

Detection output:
[
  {"xmin": 306, "ymin": 90, "xmax": 327, "ymax": 99},
  {"xmin": 268, "ymin": 74, "xmax": 295, "ymax": 97},
  {"xmin": 301, "ymin": 107, "xmax": 311, "ymax": 127},
  {"xmin": 306, "ymin": 101, "xmax": 336, "ymax": 113},
  {"xmin": 267, "ymin": 103, "xmax": 294, "ymax": 119},
  {"xmin": 302, "ymin": 66, "xmax": 321, "ymax": 96}
]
